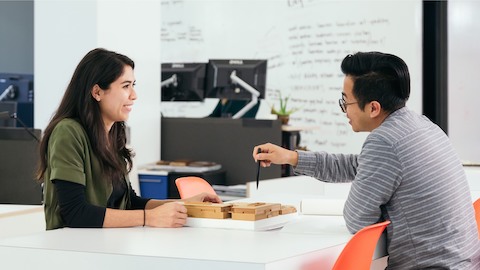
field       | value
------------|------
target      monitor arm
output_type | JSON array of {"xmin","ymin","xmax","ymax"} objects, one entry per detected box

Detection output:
[
  {"xmin": 161, "ymin": 74, "xmax": 178, "ymax": 88},
  {"xmin": 230, "ymin": 70, "xmax": 260, "ymax": 119}
]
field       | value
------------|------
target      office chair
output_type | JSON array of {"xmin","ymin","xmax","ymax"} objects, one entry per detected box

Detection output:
[
  {"xmin": 473, "ymin": 198, "xmax": 480, "ymax": 237},
  {"xmin": 302, "ymin": 220, "xmax": 390, "ymax": 270},
  {"xmin": 175, "ymin": 176, "xmax": 217, "ymax": 199}
]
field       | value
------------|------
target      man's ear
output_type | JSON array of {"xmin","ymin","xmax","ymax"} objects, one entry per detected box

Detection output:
[
  {"xmin": 369, "ymin": 101, "xmax": 382, "ymax": 118},
  {"xmin": 91, "ymin": 84, "xmax": 102, "ymax": 101}
]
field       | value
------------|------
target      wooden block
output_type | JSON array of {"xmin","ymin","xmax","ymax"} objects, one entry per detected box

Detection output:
[
  {"xmin": 169, "ymin": 159, "xmax": 190, "ymax": 166},
  {"xmin": 188, "ymin": 209, "xmax": 230, "ymax": 219},
  {"xmin": 184, "ymin": 202, "xmax": 232, "ymax": 219},
  {"xmin": 155, "ymin": 160, "xmax": 170, "ymax": 165},
  {"xmin": 231, "ymin": 210, "xmax": 280, "ymax": 221},
  {"xmin": 279, "ymin": 205, "xmax": 297, "ymax": 215},
  {"xmin": 231, "ymin": 202, "xmax": 281, "ymax": 214},
  {"xmin": 230, "ymin": 202, "xmax": 282, "ymax": 221}
]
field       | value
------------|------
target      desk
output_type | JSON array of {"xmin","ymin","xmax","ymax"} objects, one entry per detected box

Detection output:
[
  {"xmin": 0, "ymin": 188, "xmax": 387, "ymax": 269},
  {"xmin": 0, "ymin": 219, "xmax": 352, "ymax": 270},
  {"xmin": 0, "ymin": 204, "xmax": 44, "ymax": 239}
]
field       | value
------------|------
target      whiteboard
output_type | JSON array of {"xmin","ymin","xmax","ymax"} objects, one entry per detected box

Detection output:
[
  {"xmin": 448, "ymin": 0, "xmax": 480, "ymax": 163},
  {"xmin": 160, "ymin": 0, "xmax": 423, "ymax": 154}
]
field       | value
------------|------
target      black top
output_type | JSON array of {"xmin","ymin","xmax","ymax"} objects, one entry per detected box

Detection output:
[{"xmin": 53, "ymin": 179, "xmax": 150, "ymax": 228}]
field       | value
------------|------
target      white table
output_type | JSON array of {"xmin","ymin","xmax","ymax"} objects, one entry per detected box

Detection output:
[
  {"xmin": 0, "ymin": 216, "xmax": 352, "ymax": 270},
  {"xmin": 0, "ymin": 204, "xmax": 44, "ymax": 239},
  {"xmin": 0, "ymin": 181, "xmax": 388, "ymax": 269}
]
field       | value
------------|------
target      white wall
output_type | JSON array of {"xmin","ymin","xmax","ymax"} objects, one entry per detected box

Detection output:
[
  {"xmin": 34, "ymin": 0, "xmax": 97, "ymax": 130},
  {"xmin": 448, "ymin": 0, "xmax": 480, "ymax": 164},
  {"xmin": 465, "ymin": 166, "xmax": 480, "ymax": 200},
  {"xmin": 0, "ymin": 1, "xmax": 34, "ymax": 74},
  {"xmin": 35, "ymin": 0, "xmax": 161, "ymax": 191}
]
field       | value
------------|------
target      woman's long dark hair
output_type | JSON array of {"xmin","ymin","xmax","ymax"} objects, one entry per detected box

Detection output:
[{"xmin": 37, "ymin": 48, "xmax": 135, "ymax": 183}]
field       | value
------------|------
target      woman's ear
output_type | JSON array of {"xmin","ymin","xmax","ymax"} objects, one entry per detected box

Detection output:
[{"xmin": 91, "ymin": 84, "xmax": 102, "ymax": 102}]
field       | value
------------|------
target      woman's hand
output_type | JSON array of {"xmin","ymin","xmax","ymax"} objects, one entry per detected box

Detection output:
[
  {"xmin": 144, "ymin": 193, "xmax": 222, "ymax": 228},
  {"xmin": 146, "ymin": 202, "xmax": 188, "ymax": 228}
]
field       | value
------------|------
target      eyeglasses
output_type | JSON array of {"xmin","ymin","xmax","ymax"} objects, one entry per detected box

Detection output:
[{"xmin": 338, "ymin": 98, "xmax": 358, "ymax": 113}]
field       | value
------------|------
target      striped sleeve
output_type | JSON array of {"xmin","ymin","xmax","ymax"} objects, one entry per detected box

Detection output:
[
  {"xmin": 294, "ymin": 150, "xmax": 358, "ymax": 183},
  {"xmin": 343, "ymin": 135, "xmax": 402, "ymax": 233}
]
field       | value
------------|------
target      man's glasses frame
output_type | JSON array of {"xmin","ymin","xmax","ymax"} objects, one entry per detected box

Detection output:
[{"xmin": 338, "ymin": 99, "xmax": 358, "ymax": 113}]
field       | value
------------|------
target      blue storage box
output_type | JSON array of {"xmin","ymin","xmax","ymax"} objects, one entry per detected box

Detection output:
[{"xmin": 138, "ymin": 170, "xmax": 168, "ymax": 199}]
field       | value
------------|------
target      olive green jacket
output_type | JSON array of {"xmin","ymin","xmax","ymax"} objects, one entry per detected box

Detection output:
[{"xmin": 43, "ymin": 118, "xmax": 130, "ymax": 230}]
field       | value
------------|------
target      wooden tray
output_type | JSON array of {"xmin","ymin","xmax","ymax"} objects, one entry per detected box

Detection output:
[
  {"xmin": 185, "ymin": 213, "xmax": 298, "ymax": 231},
  {"xmin": 184, "ymin": 202, "xmax": 298, "ymax": 230}
]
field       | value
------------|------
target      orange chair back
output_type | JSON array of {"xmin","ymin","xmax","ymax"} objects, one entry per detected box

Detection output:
[
  {"xmin": 473, "ymin": 199, "xmax": 480, "ymax": 237},
  {"xmin": 175, "ymin": 176, "xmax": 217, "ymax": 199},
  {"xmin": 332, "ymin": 220, "xmax": 390, "ymax": 270},
  {"xmin": 301, "ymin": 220, "xmax": 390, "ymax": 270}
]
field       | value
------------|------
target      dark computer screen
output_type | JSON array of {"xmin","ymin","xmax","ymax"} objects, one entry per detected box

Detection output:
[
  {"xmin": 0, "ymin": 73, "xmax": 34, "ymax": 127},
  {"xmin": 0, "ymin": 73, "xmax": 34, "ymax": 103},
  {"xmin": 0, "ymin": 127, "xmax": 43, "ymax": 204},
  {"xmin": 161, "ymin": 63, "xmax": 207, "ymax": 101},
  {"xmin": 205, "ymin": 59, "xmax": 267, "ymax": 100}
]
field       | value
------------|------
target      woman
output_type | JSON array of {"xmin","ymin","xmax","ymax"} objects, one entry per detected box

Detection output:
[{"xmin": 37, "ymin": 48, "xmax": 221, "ymax": 230}]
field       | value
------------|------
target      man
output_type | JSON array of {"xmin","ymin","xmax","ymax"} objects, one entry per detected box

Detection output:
[{"xmin": 253, "ymin": 52, "xmax": 480, "ymax": 269}]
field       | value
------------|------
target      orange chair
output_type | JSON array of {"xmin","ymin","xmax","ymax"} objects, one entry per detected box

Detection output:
[
  {"xmin": 302, "ymin": 220, "xmax": 390, "ymax": 270},
  {"xmin": 473, "ymin": 198, "xmax": 480, "ymax": 236},
  {"xmin": 175, "ymin": 176, "xmax": 217, "ymax": 199}
]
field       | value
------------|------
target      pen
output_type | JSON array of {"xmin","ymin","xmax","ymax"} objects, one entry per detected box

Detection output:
[{"xmin": 256, "ymin": 148, "xmax": 261, "ymax": 189}]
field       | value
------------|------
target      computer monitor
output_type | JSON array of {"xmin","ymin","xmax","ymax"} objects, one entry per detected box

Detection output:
[
  {"xmin": 0, "ymin": 127, "xmax": 43, "ymax": 204},
  {"xmin": 0, "ymin": 73, "xmax": 34, "ymax": 103},
  {"xmin": 205, "ymin": 59, "xmax": 267, "ymax": 118},
  {"xmin": 161, "ymin": 63, "xmax": 207, "ymax": 101},
  {"xmin": 0, "ymin": 101, "xmax": 17, "ymax": 127},
  {"xmin": 0, "ymin": 73, "xmax": 34, "ymax": 127}
]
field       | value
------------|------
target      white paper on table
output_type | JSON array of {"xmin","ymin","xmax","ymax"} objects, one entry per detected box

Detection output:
[
  {"xmin": 300, "ymin": 198, "xmax": 346, "ymax": 216},
  {"xmin": 280, "ymin": 215, "xmax": 350, "ymax": 236}
]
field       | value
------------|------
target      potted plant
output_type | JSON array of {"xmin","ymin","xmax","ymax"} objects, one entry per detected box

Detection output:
[{"xmin": 271, "ymin": 93, "xmax": 298, "ymax": 125}]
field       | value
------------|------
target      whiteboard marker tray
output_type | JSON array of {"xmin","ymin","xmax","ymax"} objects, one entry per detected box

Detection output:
[{"xmin": 185, "ymin": 213, "xmax": 298, "ymax": 231}]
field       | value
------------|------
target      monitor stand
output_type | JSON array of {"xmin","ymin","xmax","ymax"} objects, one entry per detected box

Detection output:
[{"xmin": 229, "ymin": 70, "xmax": 260, "ymax": 119}]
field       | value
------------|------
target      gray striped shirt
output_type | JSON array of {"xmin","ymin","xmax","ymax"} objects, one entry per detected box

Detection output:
[{"xmin": 294, "ymin": 107, "xmax": 480, "ymax": 269}]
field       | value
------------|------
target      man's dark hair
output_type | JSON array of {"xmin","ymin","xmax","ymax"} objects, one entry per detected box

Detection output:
[{"xmin": 341, "ymin": 51, "xmax": 410, "ymax": 113}]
